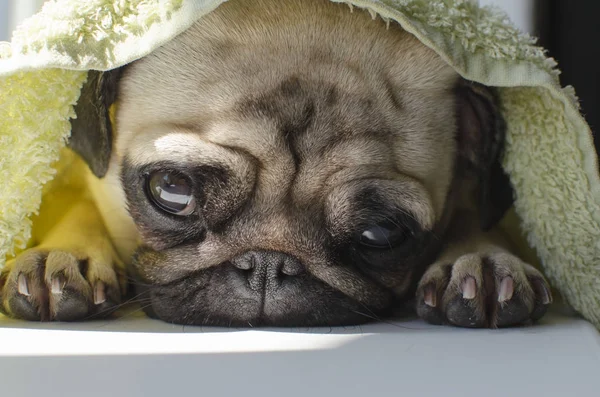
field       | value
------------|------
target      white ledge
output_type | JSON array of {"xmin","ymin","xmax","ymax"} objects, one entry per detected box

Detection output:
[{"xmin": 1, "ymin": 306, "xmax": 599, "ymax": 397}]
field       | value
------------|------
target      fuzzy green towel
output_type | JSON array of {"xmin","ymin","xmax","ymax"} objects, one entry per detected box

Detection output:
[{"xmin": 1, "ymin": 0, "xmax": 599, "ymax": 327}]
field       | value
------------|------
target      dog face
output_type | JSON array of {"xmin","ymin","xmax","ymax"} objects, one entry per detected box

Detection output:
[{"xmin": 72, "ymin": 0, "xmax": 511, "ymax": 326}]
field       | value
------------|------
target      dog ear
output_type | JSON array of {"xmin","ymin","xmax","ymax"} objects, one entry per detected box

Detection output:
[
  {"xmin": 68, "ymin": 69, "xmax": 122, "ymax": 178},
  {"xmin": 456, "ymin": 80, "xmax": 513, "ymax": 231}
]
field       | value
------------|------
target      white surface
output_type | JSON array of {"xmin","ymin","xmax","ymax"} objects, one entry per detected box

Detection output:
[
  {"xmin": 479, "ymin": 0, "xmax": 534, "ymax": 33},
  {"xmin": 1, "ymin": 307, "xmax": 599, "ymax": 397},
  {"xmin": 0, "ymin": 0, "xmax": 45, "ymax": 41},
  {"xmin": 0, "ymin": 0, "xmax": 9, "ymax": 42}
]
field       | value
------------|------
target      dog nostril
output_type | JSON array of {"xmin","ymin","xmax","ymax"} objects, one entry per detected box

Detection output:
[
  {"xmin": 231, "ymin": 251, "xmax": 305, "ymax": 277},
  {"xmin": 281, "ymin": 256, "xmax": 304, "ymax": 276},
  {"xmin": 231, "ymin": 255, "xmax": 254, "ymax": 271}
]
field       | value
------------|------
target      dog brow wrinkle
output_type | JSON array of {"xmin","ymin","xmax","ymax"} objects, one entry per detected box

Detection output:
[{"xmin": 384, "ymin": 77, "xmax": 403, "ymax": 111}]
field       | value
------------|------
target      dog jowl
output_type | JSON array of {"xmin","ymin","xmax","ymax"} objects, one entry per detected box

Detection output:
[{"xmin": 0, "ymin": 0, "xmax": 552, "ymax": 327}]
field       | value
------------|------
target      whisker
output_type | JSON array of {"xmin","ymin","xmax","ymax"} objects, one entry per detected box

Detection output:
[
  {"xmin": 109, "ymin": 302, "xmax": 156, "ymax": 322},
  {"xmin": 349, "ymin": 309, "xmax": 382, "ymax": 322},
  {"xmin": 123, "ymin": 275, "xmax": 153, "ymax": 288},
  {"xmin": 350, "ymin": 309, "xmax": 416, "ymax": 329},
  {"xmin": 354, "ymin": 301, "xmax": 427, "ymax": 330},
  {"xmin": 84, "ymin": 289, "xmax": 152, "ymax": 320},
  {"xmin": 383, "ymin": 214, "xmax": 442, "ymax": 242},
  {"xmin": 374, "ymin": 224, "xmax": 393, "ymax": 249}
]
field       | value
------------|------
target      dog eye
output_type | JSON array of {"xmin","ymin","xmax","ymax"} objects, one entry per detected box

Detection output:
[
  {"xmin": 357, "ymin": 221, "xmax": 408, "ymax": 249},
  {"xmin": 145, "ymin": 171, "xmax": 196, "ymax": 216}
]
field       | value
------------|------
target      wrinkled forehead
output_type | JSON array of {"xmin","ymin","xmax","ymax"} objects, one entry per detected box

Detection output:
[
  {"xmin": 114, "ymin": 0, "xmax": 459, "ymax": 215},
  {"xmin": 115, "ymin": 0, "xmax": 456, "ymax": 133}
]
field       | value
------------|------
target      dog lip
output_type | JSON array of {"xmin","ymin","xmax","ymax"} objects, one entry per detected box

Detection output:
[
  {"xmin": 136, "ymin": 260, "xmax": 391, "ymax": 327},
  {"xmin": 281, "ymin": 259, "xmax": 304, "ymax": 276}
]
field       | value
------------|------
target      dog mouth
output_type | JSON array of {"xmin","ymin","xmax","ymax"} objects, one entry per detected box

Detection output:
[{"xmin": 130, "ymin": 250, "xmax": 394, "ymax": 327}]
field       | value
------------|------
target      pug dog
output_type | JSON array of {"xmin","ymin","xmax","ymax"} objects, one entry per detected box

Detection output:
[{"xmin": 0, "ymin": 0, "xmax": 552, "ymax": 327}]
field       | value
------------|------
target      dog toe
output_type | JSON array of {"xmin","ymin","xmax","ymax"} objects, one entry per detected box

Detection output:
[
  {"xmin": 8, "ymin": 292, "xmax": 43, "ymax": 321},
  {"xmin": 445, "ymin": 293, "xmax": 486, "ymax": 328},
  {"xmin": 416, "ymin": 253, "xmax": 552, "ymax": 328},
  {"xmin": 53, "ymin": 287, "xmax": 93, "ymax": 321},
  {"xmin": 1, "ymin": 249, "xmax": 122, "ymax": 321}
]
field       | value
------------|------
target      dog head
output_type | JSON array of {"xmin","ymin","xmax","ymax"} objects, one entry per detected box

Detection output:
[{"xmin": 69, "ymin": 0, "xmax": 512, "ymax": 326}]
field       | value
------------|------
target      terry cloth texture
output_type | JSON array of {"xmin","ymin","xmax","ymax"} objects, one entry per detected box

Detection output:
[{"xmin": 1, "ymin": 0, "xmax": 599, "ymax": 327}]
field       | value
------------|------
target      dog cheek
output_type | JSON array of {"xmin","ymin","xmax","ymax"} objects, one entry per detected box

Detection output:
[
  {"xmin": 361, "ymin": 266, "xmax": 414, "ymax": 296},
  {"xmin": 130, "ymin": 246, "xmax": 169, "ymax": 284},
  {"xmin": 390, "ymin": 269, "xmax": 415, "ymax": 296}
]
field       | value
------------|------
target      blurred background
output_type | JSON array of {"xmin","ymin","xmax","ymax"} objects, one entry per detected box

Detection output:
[{"xmin": 0, "ymin": 0, "xmax": 597, "ymax": 143}]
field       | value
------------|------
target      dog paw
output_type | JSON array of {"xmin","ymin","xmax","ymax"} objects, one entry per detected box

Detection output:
[
  {"xmin": 415, "ymin": 252, "xmax": 552, "ymax": 328},
  {"xmin": 0, "ymin": 249, "xmax": 124, "ymax": 321}
]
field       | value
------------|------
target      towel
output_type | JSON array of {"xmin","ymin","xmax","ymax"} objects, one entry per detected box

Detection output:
[{"xmin": 1, "ymin": 0, "xmax": 599, "ymax": 327}]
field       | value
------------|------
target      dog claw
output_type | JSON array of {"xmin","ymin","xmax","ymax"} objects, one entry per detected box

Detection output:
[
  {"xmin": 51, "ymin": 275, "xmax": 65, "ymax": 294},
  {"xmin": 497, "ymin": 276, "xmax": 514, "ymax": 303},
  {"xmin": 541, "ymin": 288, "xmax": 552, "ymax": 305},
  {"xmin": 17, "ymin": 274, "xmax": 30, "ymax": 296},
  {"xmin": 423, "ymin": 285, "xmax": 436, "ymax": 307},
  {"xmin": 94, "ymin": 282, "xmax": 106, "ymax": 305},
  {"xmin": 461, "ymin": 277, "xmax": 477, "ymax": 300},
  {"xmin": 533, "ymin": 279, "xmax": 552, "ymax": 305}
]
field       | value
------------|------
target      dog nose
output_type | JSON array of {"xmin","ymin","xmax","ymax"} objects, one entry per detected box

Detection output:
[{"xmin": 231, "ymin": 251, "xmax": 305, "ymax": 291}]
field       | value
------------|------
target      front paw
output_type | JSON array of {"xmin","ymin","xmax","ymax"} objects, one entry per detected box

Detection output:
[
  {"xmin": 0, "ymin": 249, "xmax": 123, "ymax": 321},
  {"xmin": 416, "ymin": 252, "xmax": 552, "ymax": 328}
]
